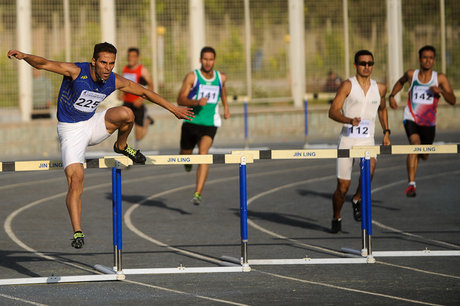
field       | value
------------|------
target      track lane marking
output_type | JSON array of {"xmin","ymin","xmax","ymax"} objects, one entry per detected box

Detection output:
[{"xmin": 0, "ymin": 294, "xmax": 49, "ymax": 306}]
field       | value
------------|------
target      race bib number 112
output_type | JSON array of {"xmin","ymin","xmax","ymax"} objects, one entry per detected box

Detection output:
[
  {"xmin": 348, "ymin": 119, "xmax": 370, "ymax": 138},
  {"xmin": 74, "ymin": 90, "xmax": 106, "ymax": 113}
]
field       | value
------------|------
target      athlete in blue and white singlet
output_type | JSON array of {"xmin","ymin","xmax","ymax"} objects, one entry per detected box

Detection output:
[{"xmin": 8, "ymin": 43, "xmax": 193, "ymax": 247}]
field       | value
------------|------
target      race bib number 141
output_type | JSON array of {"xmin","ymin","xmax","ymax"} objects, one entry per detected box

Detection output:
[
  {"xmin": 74, "ymin": 90, "xmax": 106, "ymax": 113},
  {"xmin": 198, "ymin": 84, "xmax": 219, "ymax": 104}
]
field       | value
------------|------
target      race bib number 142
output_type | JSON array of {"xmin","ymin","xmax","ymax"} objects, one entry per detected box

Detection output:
[{"xmin": 74, "ymin": 90, "xmax": 106, "ymax": 113}]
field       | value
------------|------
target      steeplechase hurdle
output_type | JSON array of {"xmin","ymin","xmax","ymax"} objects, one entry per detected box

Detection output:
[{"xmin": 1, "ymin": 144, "xmax": 459, "ymax": 286}]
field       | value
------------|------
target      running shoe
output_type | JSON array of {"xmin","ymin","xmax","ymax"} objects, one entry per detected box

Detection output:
[
  {"xmin": 352, "ymin": 199, "xmax": 361, "ymax": 222},
  {"xmin": 405, "ymin": 185, "xmax": 416, "ymax": 197},
  {"xmin": 331, "ymin": 219, "xmax": 342, "ymax": 233},
  {"xmin": 191, "ymin": 192, "xmax": 201, "ymax": 205},
  {"xmin": 113, "ymin": 142, "xmax": 146, "ymax": 164},
  {"xmin": 184, "ymin": 164, "xmax": 192, "ymax": 172},
  {"xmin": 71, "ymin": 231, "xmax": 85, "ymax": 249}
]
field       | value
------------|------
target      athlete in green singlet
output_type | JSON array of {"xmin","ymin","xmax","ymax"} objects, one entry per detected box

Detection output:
[{"xmin": 177, "ymin": 46, "xmax": 230, "ymax": 205}]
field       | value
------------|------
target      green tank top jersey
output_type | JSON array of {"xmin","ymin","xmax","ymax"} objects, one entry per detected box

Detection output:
[{"xmin": 187, "ymin": 69, "xmax": 222, "ymax": 127}]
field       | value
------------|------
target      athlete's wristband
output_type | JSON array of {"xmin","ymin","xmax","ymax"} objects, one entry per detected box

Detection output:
[{"xmin": 383, "ymin": 129, "xmax": 391, "ymax": 135}]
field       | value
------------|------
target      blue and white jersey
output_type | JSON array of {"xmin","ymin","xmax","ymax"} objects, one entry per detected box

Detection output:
[{"xmin": 57, "ymin": 62, "xmax": 116, "ymax": 123}]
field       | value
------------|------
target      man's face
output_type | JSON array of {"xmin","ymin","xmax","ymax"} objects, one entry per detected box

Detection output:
[
  {"xmin": 419, "ymin": 50, "xmax": 435, "ymax": 70},
  {"xmin": 127, "ymin": 51, "xmax": 139, "ymax": 67},
  {"xmin": 92, "ymin": 52, "xmax": 116, "ymax": 81},
  {"xmin": 354, "ymin": 55, "xmax": 374, "ymax": 77},
  {"xmin": 200, "ymin": 52, "xmax": 215, "ymax": 73}
]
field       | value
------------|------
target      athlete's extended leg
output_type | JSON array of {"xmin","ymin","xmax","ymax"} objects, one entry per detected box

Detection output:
[
  {"xmin": 65, "ymin": 163, "xmax": 84, "ymax": 233},
  {"xmin": 195, "ymin": 135, "xmax": 213, "ymax": 195}
]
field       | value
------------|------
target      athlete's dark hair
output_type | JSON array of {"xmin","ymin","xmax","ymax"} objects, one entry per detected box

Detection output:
[
  {"xmin": 419, "ymin": 45, "xmax": 436, "ymax": 58},
  {"xmin": 128, "ymin": 47, "xmax": 140, "ymax": 55},
  {"xmin": 354, "ymin": 50, "xmax": 374, "ymax": 64},
  {"xmin": 93, "ymin": 42, "xmax": 117, "ymax": 60},
  {"xmin": 200, "ymin": 46, "xmax": 216, "ymax": 59}
]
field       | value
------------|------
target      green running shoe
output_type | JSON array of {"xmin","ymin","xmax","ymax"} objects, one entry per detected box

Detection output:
[
  {"xmin": 114, "ymin": 142, "xmax": 146, "ymax": 164},
  {"xmin": 71, "ymin": 231, "xmax": 85, "ymax": 249},
  {"xmin": 191, "ymin": 192, "xmax": 201, "ymax": 205},
  {"xmin": 184, "ymin": 164, "xmax": 192, "ymax": 172}
]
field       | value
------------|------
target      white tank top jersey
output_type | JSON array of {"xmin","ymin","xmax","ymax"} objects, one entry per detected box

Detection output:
[{"xmin": 341, "ymin": 76, "xmax": 381, "ymax": 139}]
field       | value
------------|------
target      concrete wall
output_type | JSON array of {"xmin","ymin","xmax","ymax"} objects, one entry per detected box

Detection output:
[{"xmin": 1, "ymin": 104, "xmax": 459, "ymax": 160}]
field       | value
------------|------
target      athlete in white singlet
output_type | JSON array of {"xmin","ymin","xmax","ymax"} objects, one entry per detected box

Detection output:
[
  {"xmin": 389, "ymin": 45, "xmax": 456, "ymax": 197},
  {"xmin": 328, "ymin": 50, "xmax": 390, "ymax": 233}
]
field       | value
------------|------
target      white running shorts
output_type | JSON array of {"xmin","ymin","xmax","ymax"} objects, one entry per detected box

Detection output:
[
  {"xmin": 57, "ymin": 110, "xmax": 111, "ymax": 168},
  {"xmin": 337, "ymin": 135, "xmax": 375, "ymax": 180}
]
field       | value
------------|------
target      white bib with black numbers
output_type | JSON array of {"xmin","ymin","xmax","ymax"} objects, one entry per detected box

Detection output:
[
  {"xmin": 412, "ymin": 85, "xmax": 434, "ymax": 105},
  {"xmin": 346, "ymin": 120, "xmax": 370, "ymax": 138},
  {"xmin": 197, "ymin": 84, "xmax": 220, "ymax": 104},
  {"xmin": 74, "ymin": 90, "xmax": 107, "ymax": 113}
]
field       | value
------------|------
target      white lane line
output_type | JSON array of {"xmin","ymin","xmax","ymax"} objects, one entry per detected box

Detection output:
[
  {"xmin": 257, "ymin": 271, "xmax": 441, "ymax": 306},
  {"xmin": 0, "ymin": 293, "xmax": 49, "ymax": 306},
  {"xmin": 123, "ymin": 279, "xmax": 249, "ymax": 306}
]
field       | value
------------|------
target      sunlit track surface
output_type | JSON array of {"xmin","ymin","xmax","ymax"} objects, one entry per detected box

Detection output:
[{"xmin": 1, "ymin": 137, "xmax": 459, "ymax": 305}]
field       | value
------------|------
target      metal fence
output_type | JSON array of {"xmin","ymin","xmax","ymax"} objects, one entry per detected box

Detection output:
[{"xmin": 1, "ymin": 0, "xmax": 459, "ymax": 113}]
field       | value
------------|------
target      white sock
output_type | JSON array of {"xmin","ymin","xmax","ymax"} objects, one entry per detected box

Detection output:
[{"xmin": 409, "ymin": 181, "xmax": 416, "ymax": 187}]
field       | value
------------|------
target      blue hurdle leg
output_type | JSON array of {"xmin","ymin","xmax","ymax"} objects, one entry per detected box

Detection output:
[
  {"xmin": 364, "ymin": 156, "xmax": 373, "ymax": 257},
  {"xmin": 239, "ymin": 156, "xmax": 249, "ymax": 270},
  {"xmin": 360, "ymin": 158, "xmax": 367, "ymax": 255},
  {"xmin": 112, "ymin": 167, "xmax": 118, "ymax": 268},
  {"xmin": 116, "ymin": 166, "xmax": 123, "ymax": 272}
]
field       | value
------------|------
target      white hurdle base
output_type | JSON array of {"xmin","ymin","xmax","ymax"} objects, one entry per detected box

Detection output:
[
  {"xmin": 341, "ymin": 248, "xmax": 460, "ymax": 257},
  {"xmin": 220, "ymin": 256, "xmax": 367, "ymax": 265},
  {"xmin": 95, "ymin": 264, "xmax": 249, "ymax": 275},
  {"xmin": 0, "ymin": 274, "xmax": 123, "ymax": 286}
]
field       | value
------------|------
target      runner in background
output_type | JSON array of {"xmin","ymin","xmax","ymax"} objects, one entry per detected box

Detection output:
[
  {"xmin": 389, "ymin": 45, "xmax": 456, "ymax": 197},
  {"xmin": 177, "ymin": 46, "xmax": 230, "ymax": 205},
  {"xmin": 120, "ymin": 47, "xmax": 155, "ymax": 145}
]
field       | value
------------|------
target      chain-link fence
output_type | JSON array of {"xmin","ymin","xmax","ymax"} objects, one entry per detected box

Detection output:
[{"xmin": 1, "ymin": 0, "xmax": 460, "ymax": 111}]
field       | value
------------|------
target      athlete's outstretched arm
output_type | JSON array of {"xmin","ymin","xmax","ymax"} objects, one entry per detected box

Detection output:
[
  {"xmin": 328, "ymin": 80, "xmax": 360, "ymax": 125},
  {"xmin": 389, "ymin": 70, "xmax": 413, "ymax": 109},
  {"xmin": 377, "ymin": 83, "xmax": 390, "ymax": 146},
  {"xmin": 7, "ymin": 50, "xmax": 80, "ymax": 79},
  {"xmin": 432, "ymin": 74, "xmax": 456, "ymax": 105},
  {"xmin": 177, "ymin": 72, "xmax": 208, "ymax": 107},
  {"xmin": 115, "ymin": 73, "xmax": 193, "ymax": 120}
]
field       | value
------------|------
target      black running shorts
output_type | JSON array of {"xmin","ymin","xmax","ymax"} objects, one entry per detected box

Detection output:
[
  {"xmin": 180, "ymin": 122, "xmax": 218, "ymax": 150},
  {"xmin": 403, "ymin": 120, "xmax": 436, "ymax": 144},
  {"xmin": 123, "ymin": 102, "xmax": 146, "ymax": 127}
]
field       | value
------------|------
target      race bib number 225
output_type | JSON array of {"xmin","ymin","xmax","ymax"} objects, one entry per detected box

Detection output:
[{"xmin": 74, "ymin": 90, "xmax": 106, "ymax": 113}]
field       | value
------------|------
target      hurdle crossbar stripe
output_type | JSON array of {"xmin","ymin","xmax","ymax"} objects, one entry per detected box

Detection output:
[{"xmin": 0, "ymin": 153, "xmax": 255, "ymax": 172}]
